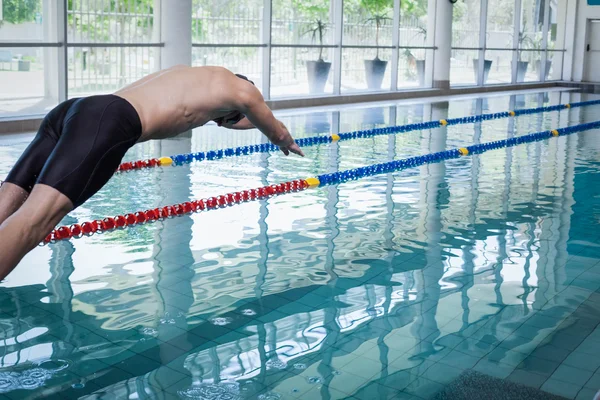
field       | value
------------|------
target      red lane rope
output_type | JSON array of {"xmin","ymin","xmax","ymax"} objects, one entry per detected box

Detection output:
[{"xmin": 44, "ymin": 179, "xmax": 309, "ymax": 244}]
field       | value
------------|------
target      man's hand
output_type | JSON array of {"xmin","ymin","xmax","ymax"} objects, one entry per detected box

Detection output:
[
  {"xmin": 279, "ymin": 142, "xmax": 304, "ymax": 157},
  {"xmin": 273, "ymin": 120, "xmax": 304, "ymax": 157}
]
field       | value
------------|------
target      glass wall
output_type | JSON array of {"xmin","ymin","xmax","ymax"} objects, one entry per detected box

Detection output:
[
  {"xmin": 271, "ymin": 0, "xmax": 334, "ymax": 97},
  {"xmin": 342, "ymin": 0, "xmax": 393, "ymax": 93},
  {"xmin": 0, "ymin": 0, "xmax": 566, "ymax": 119},
  {"xmin": 451, "ymin": 0, "xmax": 481, "ymax": 86},
  {"xmin": 191, "ymin": 0, "xmax": 264, "ymax": 88},
  {"xmin": 67, "ymin": 0, "xmax": 159, "ymax": 97},
  {"xmin": 398, "ymin": 0, "xmax": 429, "ymax": 88},
  {"xmin": 0, "ymin": 0, "xmax": 59, "ymax": 118},
  {"xmin": 486, "ymin": 0, "xmax": 514, "ymax": 84}
]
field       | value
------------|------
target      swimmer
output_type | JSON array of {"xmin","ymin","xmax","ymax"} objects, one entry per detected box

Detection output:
[{"xmin": 0, "ymin": 66, "xmax": 304, "ymax": 280}]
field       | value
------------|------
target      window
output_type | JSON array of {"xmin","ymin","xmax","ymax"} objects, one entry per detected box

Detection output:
[
  {"xmin": 191, "ymin": 0, "xmax": 264, "ymax": 88},
  {"xmin": 67, "ymin": 0, "xmax": 159, "ymax": 97},
  {"xmin": 0, "ymin": 0, "xmax": 57, "ymax": 118},
  {"xmin": 451, "ymin": 0, "xmax": 481, "ymax": 86},
  {"xmin": 271, "ymin": 0, "xmax": 334, "ymax": 98},
  {"xmin": 486, "ymin": 0, "xmax": 515, "ymax": 84},
  {"xmin": 398, "ymin": 0, "xmax": 428, "ymax": 88},
  {"xmin": 342, "ymin": 0, "xmax": 393, "ymax": 92}
]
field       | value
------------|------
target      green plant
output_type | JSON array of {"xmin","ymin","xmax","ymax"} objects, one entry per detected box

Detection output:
[
  {"xmin": 303, "ymin": 19, "xmax": 329, "ymax": 61},
  {"xmin": 365, "ymin": 13, "xmax": 391, "ymax": 59},
  {"xmin": 21, "ymin": 55, "xmax": 35, "ymax": 62},
  {"xmin": 0, "ymin": 0, "xmax": 40, "ymax": 26},
  {"xmin": 400, "ymin": 0, "xmax": 428, "ymax": 18},
  {"xmin": 293, "ymin": 0, "xmax": 330, "ymax": 61},
  {"xmin": 360, "ymin": 0, "xmax": 392, "ymax": 59}
]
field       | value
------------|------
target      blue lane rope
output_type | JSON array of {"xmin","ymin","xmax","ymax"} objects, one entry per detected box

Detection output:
[
  {"xmin": 315, "ymin": 121, "xmax": 600, "ymax": 187},
  {"xmin": 164, "ymin": 99, "xmax": 600, "ymax": 166}
]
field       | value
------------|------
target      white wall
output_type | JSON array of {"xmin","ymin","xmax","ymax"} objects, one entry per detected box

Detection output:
[{"xmin": 567, "ymin": 0, "xmax": 600, "ymax": 81}]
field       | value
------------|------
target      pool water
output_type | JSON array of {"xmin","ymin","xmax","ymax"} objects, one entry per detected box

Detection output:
[{"xmin": 1, "ymin": 89, "xmax": 600, "ymax": 400}]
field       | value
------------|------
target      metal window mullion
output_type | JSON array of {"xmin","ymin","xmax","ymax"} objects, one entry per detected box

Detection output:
[
  {"xmin": 478, "ymin": 0, "xmax": 489, "ymax": 86},
  {"xmin": 540, "ymin": 0, "xmax": 551, "ymax": 82},
  {"xmin": 391, "ymin": 0, "xmax": 400, "ymax": 91},
  {"xmin": 332, "ymin": 0, "xmax": 343, "ymax": 96},
  {"xmin": 512, "ymin": 0, "xmax": 522, "ymax": 84},
  {"xmin": 261, "ymin": 0, "xmax": 272, "ymax": 99},
  {"xmin": 62, "ymin": 0, "xmax": 69, "ymax": 100}
]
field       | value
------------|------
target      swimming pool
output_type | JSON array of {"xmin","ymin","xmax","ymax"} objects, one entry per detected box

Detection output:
[{"xmin": 1, "ymin": 88, "xmax": 599, "ymax": 400}]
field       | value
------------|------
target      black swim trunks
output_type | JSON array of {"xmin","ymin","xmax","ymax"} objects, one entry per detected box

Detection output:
[{"xmin": 4, "ymin": 95, "xmax": 142, "ymax": 208}]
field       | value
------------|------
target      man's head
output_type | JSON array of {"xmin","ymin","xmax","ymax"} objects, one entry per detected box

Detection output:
[{"xmin": 214, "ymin": 74, "xmax": 255, "ymax": 126}]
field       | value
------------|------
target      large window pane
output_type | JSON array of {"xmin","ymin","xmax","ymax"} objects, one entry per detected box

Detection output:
[
  {"xmin": 192, "ymin": 0, "xmax": 263, "ymax": 44},
  {"xmin": 451, "ymin": 49, "xmax": 478, "ymax": 86},
  {"xmin": 452, "ymin": 0, "xmax": 480, "ymax": 49},
  {"xmin": 523, "ymin": 50, "xmax": 542, "ymax": 82},
  {"xmin": 487, "ymin": 0, "xmax": 515, "ymax": 49},
  {"xmin": 0, "ymin": 0, "xmax": 43, "ymax": 41},
  {"xmin": 67, "ymin": 0, "xmax": 156, "ymax": 43},
  {"xmin": 271, "ymin": 0, "xmax": 334, "ymax": 98},
  {"xmin": 343, "ymin": 0, "xmax": 393, "ymax": 46},
  {"xmin": 66, "ymin": 0, "xmax": 158, "ymax": 97},
  {"xmin": 271, "ymin": 47, "xmax": 334, "ymax": 97},
  {"xmin": 487, "ymin": 0, "xmax": 515, "ymax": 84},
  {"xmin": 486, "ymin": 50, "xmax": 513, "ymax": 84},
  {"xmin": 341, "ymin": 48, "xmax": 392, "ymax": 93},
  {"xmin": 452, "ymin": 0, "xmax": 481, "ymax": 86},
  {"xmin": 518, "ymin": 0, "xmax": 544, "ymax": 82},
  {"xmin": 546, "ymin": 50, "xmax": 562, "ymax": 81},
  {"xmin": 68, "ymin": 47, "xmax": 155, "ymax": 97},
  {"xmin": 398, "ymin": 48, "xmax": 426, "ymax": 88},
  {"xmin": 399, "ymin": 0, "xmax": 428, "ymax": 88},
  {"xmin": 272, "ymin": 0, "xmax": 333, "ymax": 45},
  {"xmin": 192, "ymin": 47, "xmax": 262, "ymax": 88},
  {"xmin": 0, "ymin": 46, "xmax": 58, "ymax": 118}
]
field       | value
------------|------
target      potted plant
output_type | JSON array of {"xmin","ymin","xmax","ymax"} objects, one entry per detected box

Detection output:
[
  {"xmin": 18, "ymin": 55, "xmax": 34, "ymax": 72},
  {"xmin": 303, "ymin": 19, "xmax": 331, "ymax": 94},
  {"xmin": 362, "ymin": 0, "xmax": 392, "ymax": 89},
  {"xmin": 515, "ymin": 28, "xmax": 534, "ymax": 82},
  {"xmin": 294, "ymin": 1, "xmax": 331, "ymax": 94},
  {"xmin": 364, "ymin": 12, "xmax": 391, "ymax": 89}
]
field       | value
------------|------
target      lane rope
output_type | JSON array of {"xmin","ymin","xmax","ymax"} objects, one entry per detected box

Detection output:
[
  {"xmin": 114, "ymin": 99, "xmax": 600, "ymax": 172},
  {"xmin": 43, "ymin": 120, "xmax": 600, "ymax": 244}
]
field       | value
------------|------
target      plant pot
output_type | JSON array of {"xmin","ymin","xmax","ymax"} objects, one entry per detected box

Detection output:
[
  {"xmin": 364, "ymin": 58, "xmax": 388, "ymax": 90},
  {"xmin": 416, "ymin": 60, "xmax": 425, "ymax": 86},
  {"xmin": 535, "ymin": 60, "xmax": 552, "ymax": 80},
  {"xmin": 472, "ymin": 59, "xmax": 492, "ymax": 84},
  {"xmin": 18, "ymin": 60, "xmax": 31, "ymax": 72},
  {"xmin": 516, "ymin": 61, "xmax": 529, "ymax": 83},
  {"xmin": 306, "ymin": 60, "xmax": 332, "ymax": 94}
]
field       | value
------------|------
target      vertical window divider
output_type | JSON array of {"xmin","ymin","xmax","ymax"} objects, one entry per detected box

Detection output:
[
  {"xmin": 262, "ymin": 0, "xmax": 273, "ymax": 99},
  {"xmin": 541, "ymin": 0, "xmax": 551, "ymax": 82},
  {"xmin": 391, "ymin": 0, "xmax": 400, "ymax": 91},
  {"xmin": 512, "ymin": 0, "xmax": 523, "ymax": 84},
  {"xmin": 332, "ymin": 0, "xmax": 343, "ymax": 95},
  {"xmin": 61, "ymin": 0, "xmax": 69, "ymax": 100},
  {"xmin": 478, "ymin": 0, "xmax": 489, "ymax": 86}
]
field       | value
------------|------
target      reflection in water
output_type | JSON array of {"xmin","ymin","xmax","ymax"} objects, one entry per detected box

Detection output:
[{"xmin": 1, "ymin": 91, "xmax": 600, "ymax": 399}]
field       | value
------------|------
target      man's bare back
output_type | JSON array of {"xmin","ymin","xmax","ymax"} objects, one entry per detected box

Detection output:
[{"xmin": 115, "ymin": 66, "xmax": 301, "ymax": 156}]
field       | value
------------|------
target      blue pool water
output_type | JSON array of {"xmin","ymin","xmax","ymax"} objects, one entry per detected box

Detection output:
[{"xmin": 1, "ymin": 89, "xmax": 600, "ymax": 400}]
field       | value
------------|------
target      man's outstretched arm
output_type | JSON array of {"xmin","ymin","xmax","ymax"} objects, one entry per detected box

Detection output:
[{"xmin": 227, "ymin": 79, "xmax": 304, "ymax": 157}]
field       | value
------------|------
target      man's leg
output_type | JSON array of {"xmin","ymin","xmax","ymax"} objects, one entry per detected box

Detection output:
[
  {"xmin": 0, "ymin": 182, "xmax": 29, "ymax": 226},
  {"xmin": 0, "ymin": 184, "xmax": 72, "ymax": 281}
]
